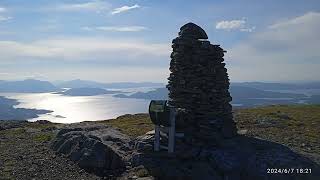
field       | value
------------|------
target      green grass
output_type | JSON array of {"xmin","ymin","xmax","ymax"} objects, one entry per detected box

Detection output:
[
  {"xmin": 234, "ymin": 104, "xmax": 320, "ymax": 154},
  {"xmin": 1, "ymin": 159, "xmax": 16, "ymax": 179},
  {"xmin": 32, "ymin": 132, "xmax": 55, "ymax": 143},
  {"xmin": 98, "ymin": 113, "xmax": 153, "ymax": 138},
  {"xmin": 25, "ymin": 121, "xmax": 57, "ymax": 130},
  {"xmin": 0, "ymin": 128, "xmax": 26, "ymax": 137},
  {"xmin": 97, "ymin": 105, "xmax": 320, "ymax": 156}
]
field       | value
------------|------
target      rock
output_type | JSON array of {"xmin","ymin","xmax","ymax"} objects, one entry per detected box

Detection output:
[
  {"xmin": 208, "ymin": 149, "xmax": 242, "ymax": 172},
  {"xmin": 131, "ymin": 152, "xmax": 144, "ymax": 167},
  {"xmin": 136, "ymin": 177, "xmax": 154, "ymax": 180},
  {"xmin": 179, "ymin": 22, "xmax": 208, "ymax": 39},
  {"xmin": 237, "ymin": 129, "xmax": 248, "ymax": 135},
  {"xmin": 191, "ymin": 162, "xmax": 222, "ymax": 180},
  {"xmin": 51, "ymin": 123, "xmax": 132, "ymax": 175},
  {"xmin": 167, "ymin": 22, "xmax": 237, "ymax": 145},
  {"xmin": 0, "ymin": 120, "xmax": 28, "ymax": 130},
  {"xmin": 36, "ymin": 120, "xmax": 51, "ymax": 124},
  {"xmin": 133, "ymin": 133, "xmax": 320, "ymax": 180},
  {"xmin": 278, "ymin": 113, "xmax": 291, "ymax": 120}
]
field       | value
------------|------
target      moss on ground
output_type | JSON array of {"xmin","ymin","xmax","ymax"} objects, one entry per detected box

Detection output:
[
  {"xmin": 234, "ymin": 104, "xmax": 320, "ymax": 156},
  {"xmin": 98, "ymin": 105, "xmax": 320, "ymax": 156},
  {"xmin": 1, "ymin": 104, "xmax": 318, "ymax": 179},
  {"xmin": 135, "ymin": 167, "xmax": 150, "ymax": 177},
  {"xmin": 0, "ymin": 128, "xmax": 26, "ymax": 137},
  {"xmin": 32, "ymin": 132, "xmax": 55, "ymax": 143},
  {"xmin": 1, "ymin": 159, "xmax": 16, "ymax": 179},
  {"xmin": 25, "ymin": 122, "xmax": 58, "ymax": 130},
  {"xmin": 98, "ymin": 113, "xmax": 153, "ymax": 138}
]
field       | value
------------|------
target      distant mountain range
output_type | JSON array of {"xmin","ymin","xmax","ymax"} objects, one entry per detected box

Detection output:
[
  {"xmin": 54, "ymin": 79, "xmax": 164, "ymax": 89},
  {"xmin": 232, "ymin": 82, "xmax": 320, "ymax": 90},
  {"xmin": 0, "ymin": 79, "xmax": 164, "ymax": 93},
  {"xmin": 114, "ymin": 86, "xmax": 320, "ymax": 107},
  {"xmin": 114, "ymin": 88, "xmax": 168, "ymax": 99},
  {"xmin": 0, "ymin": 79, "xmax": 320, "ymax": 107},
  {"xmin": 1, "ymin": 79, "xmax": 320, "ymax": 93},
  {"xmin": 55, "ymin": 87, "xmax": 123, "ymax": 96},
  {"xmin": 0, "ymin": 79, "xmax": 58, "ymax": 93}
]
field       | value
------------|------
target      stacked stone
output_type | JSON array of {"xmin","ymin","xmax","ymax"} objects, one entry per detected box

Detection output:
[{"xmin": 167, "ymin": 23, "xmax": 237, "ymax": 144}]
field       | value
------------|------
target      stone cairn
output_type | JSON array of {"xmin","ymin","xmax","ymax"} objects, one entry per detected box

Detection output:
[{"xmin": 167, "ymin": 22, "xmax": 237, "ymax": 145}]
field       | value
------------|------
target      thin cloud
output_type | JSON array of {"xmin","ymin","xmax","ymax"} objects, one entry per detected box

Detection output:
[
  {"xmin": 240, "ymin": 26, "xmax": 256, "ymax": 32},
  {"xmin": 55, "ymin": 1, "xmax": 111, "ymax": 12},
  {"xmin": 83, "ymin": 26, "xmax": 148, "ymax": 32},
  {"xmin": 81, "ymin": 26, "xmax": 93, "ymax": 31},
  {"xmin": 227, "ymin": 12, "xmax": 320, "ymax": 81},
  {"xmin": 0, "ymin": 31, "xmax": 15, "ymax": 35},
  {"xmin": 0, "ymin": 15, "xmax": 12, "ymax": 22},
  {"xmin": 216, "ymin": 18, "xmax": 255, "ymax": 32},
  {"xmin": 0, "ymin": 37, "xmax": 169, "ymax": 63},
  {"xmin": 111, "ymin": 4, "xmax": 140, "ymax": 15},
  {"xmin": 0, "ymin": 7, "xmax": 7, "ymax": 13},
  {"xmin": 216, "ymin": 19, "xmax": 246, "ymax": 30},
  {"xmin": 268, "ymin": 11, "xmax": 320, "ymax": 29}
]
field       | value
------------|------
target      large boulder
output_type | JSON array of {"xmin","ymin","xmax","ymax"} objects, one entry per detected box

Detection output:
[
  {"xmin": 133, "ymin": 133, "xmax": 320, "ymax": 180},
  {"xmin": 51, "ymin": 123, "xmax": 132, "ymax": 175}
]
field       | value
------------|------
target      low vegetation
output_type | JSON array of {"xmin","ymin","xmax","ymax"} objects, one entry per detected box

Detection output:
[
  {"xmin": 1, "ymin": 104, "xmax": 319, "ymax": 179},
  {"xmin": 32, "ymin": 132, "xmax": 55, "ymax": 143},
  {"xmin": 99, "ymin": 113, "xmax": 153, "ymax": 137},
  {"xmin": 234, "ymin": 104, "xmax": 320, "ymax": 163},
  {"xmin": 99, "ymin": 105, "xmax": 320, "ymax": 163}
]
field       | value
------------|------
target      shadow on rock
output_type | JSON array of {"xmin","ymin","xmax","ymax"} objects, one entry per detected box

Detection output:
[
  {"xmin": 132, "ymin": 133, "xmax": 320, "ymax": 180},
  {"xmin": 50, "ymin": 124, "xmax": 320, "ymax": 179}
]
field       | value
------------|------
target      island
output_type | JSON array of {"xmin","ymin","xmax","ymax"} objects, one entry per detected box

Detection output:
[
  {"xmin": 55, "ymin": 87, "xmax": 123, "ymax": 96},
  {"xmin": 0, "ymin": 96, "xmax": 52, "ymax": 120},
  {"xmin": 114, "ymin": 86, "xmax": 309, "ymax": 107}
]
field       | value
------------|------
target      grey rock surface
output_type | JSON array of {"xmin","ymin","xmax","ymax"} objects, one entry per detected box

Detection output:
[
  {"xmin": 51, "ymin": 123, "xmax": 133, "ymax": 176},
  {"xmin": 133, "ymin": 133, "xmax": 320, "ymax": 180},
  {"xmin": 178, "ymin": 22, "xmax": 208, "ymax": 39}
]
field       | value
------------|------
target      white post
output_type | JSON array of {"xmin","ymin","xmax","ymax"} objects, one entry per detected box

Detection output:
[{"xmin": 168, "ymin": 107, "xmax": 175, "ymax": 153}]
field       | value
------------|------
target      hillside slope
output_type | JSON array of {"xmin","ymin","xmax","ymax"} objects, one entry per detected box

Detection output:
[
  {"xmin": 100, "ymin": 105, "xmax": 320, "ymax": 163},
  {"xmin": 0, "ymin": 105, "xmax": 319, "ymax": 179}
]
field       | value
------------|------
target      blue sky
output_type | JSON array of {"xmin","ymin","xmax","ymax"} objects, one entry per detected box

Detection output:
[{"xmin": 0, "ymin": 0, "xmax": 319, "ymax": 82}]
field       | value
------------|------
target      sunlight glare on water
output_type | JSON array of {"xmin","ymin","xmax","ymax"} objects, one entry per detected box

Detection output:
[{"xmin": 3, "ymin": 92, "xmax": 150, "ymax": 123}]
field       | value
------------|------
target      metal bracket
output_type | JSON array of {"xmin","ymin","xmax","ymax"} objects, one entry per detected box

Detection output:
[{"xmin": 154, "ymin": 107, "xmax": 176, "ymax": 153}]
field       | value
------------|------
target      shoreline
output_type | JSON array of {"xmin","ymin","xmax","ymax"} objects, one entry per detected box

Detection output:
[{"xmin": 0, "ymin": 96, "xmax": 53, "ymax": 121}]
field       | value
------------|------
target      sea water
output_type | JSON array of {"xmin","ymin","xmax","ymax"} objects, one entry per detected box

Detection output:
[{"xmin": 0, "ymin": 91, "xmax": 150, "ymax": 123}]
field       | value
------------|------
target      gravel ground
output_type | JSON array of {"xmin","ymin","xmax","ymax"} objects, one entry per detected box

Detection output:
[{"xmin": 0, "ymin": 122, "xmax": 101, "ymax": 180}]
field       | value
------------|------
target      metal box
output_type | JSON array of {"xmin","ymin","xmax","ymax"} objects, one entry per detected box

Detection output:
[{"xmin": 148, "ymin": 100, "xmax": 171, "ymax": 127}]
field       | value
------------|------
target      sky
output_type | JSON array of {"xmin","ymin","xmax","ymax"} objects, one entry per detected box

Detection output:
[{"xmin": 0, "ymin": 0, "xmax": 319, "ymax": 83}]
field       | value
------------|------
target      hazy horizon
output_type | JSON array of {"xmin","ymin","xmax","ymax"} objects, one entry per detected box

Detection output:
[
  {"xmin": 0, "ymin": 1, "xmax": 319, "ymax": 83},
  {"xmin": 3, "ymin": 77, "xmax": 320, "ymax": 84},
  {"xmin": 1, "ymin": 78, "xmax": 320, "ymax": 84}
]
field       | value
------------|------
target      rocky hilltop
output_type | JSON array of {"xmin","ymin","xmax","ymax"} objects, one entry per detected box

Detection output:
[{"xmin": 0, "ymin": 105, "xmax": 319, "ymax": 179}]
